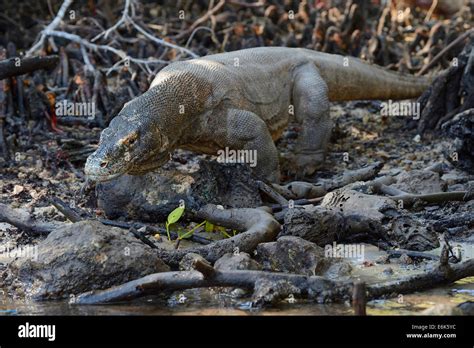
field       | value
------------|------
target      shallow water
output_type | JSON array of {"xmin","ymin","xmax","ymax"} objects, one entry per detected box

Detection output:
[
  {"xmin": 1, "ymin": 242, "xmax": 473, "ymax": 316},
  {"xmin": 0, "ymin": 278, "xmax": 473, "ymax": 316}
]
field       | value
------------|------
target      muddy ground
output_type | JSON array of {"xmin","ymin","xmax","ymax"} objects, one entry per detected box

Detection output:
[{"xmin": 0, "ymin": 0, "xmax": 473, "ymax": 314}]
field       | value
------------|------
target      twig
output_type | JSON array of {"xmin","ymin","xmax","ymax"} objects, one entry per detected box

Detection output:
[
  {"xmin": 417, "ymin": 29, "xmax": 474, "ymax": 76},
  {"xmin": 128, "ymin": 18, "xmax": 199, "ymax": 58},
  {"xmin": 90, "ymin": 0, "xmax": 198, "ymax": 58},
  {"xmin": 389, "ymin": 191, "xmax": 469, "ymax": 206},
  {"xmin": 173, "ymin": 0, "xmax": 226, "ymax": 41},
  {"xmin": 367, "ymin": 260, "xmax": 474, "ymax": 299},
  {"xmin": 91, "ymin": 0, "xmax": 134, "ymax": 42},
  {"xmin": 424, "ymin": 0, "xmax": 438, "ymax": 22},
  {"xmin": 48, "ymin": 197, "xmax": 82, "ymax": 222},
  {"xmin": 129, "ymin": 227, "xmax": 158, "ymax": 249},
  {"xmin": 256, "ymin": 180, "xmax": 288, "ymax": 205},
  {"xmin": 26, "ymin": 0, "xmax": 74, "ymax": 56}
]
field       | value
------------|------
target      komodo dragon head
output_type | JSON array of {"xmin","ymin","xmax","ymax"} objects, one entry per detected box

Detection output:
[
  {"xmin": 85, "ymin": 65, "xmax": 211, "ymax": 182},
  {"xmin": 84, "ymin": 93, "xmax": 172, "ymax": 182}
]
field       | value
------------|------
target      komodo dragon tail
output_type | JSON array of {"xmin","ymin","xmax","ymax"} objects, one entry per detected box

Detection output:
[{"xmin": 308, "ymin": 50, "xmax": 433, "ymax": 101}]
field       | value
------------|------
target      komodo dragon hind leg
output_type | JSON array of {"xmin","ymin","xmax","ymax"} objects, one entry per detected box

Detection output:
[
  {"xmin": 289, "ymin": 63, "xmax": 333, "ymax": 176},
  {"xmin": 223, "ymin": 108, "xmax": 280, "ymax": 182}
]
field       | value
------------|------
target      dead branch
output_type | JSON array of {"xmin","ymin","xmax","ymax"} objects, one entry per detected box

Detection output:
[
  {"xmin": 0, "ymin": 203, "xmax": 63, "ymax": 235},
  {"xmin": 173, "ymin": 0, "xmax": 226, "ymax": 41},
  {"xmin": 389, "ymin": 191, "xmax": 469, "ymax": 206},
  {"xmin": 26, "ymin": 0, "xmax": 73, "ymax": 56},
  {"xmin": 73, "ymin": 256, "xmax": 474, "ymax": 305},
  {"xmin": 90, "ymin": 0, "xmax": 198, "ymax": 58},
  {"xmin": 367, "ymin": 259, "xmax": 474, "ymax": 298},
  {"xmin": 0, "ymin": 56, "xmax": 59, "ymax": 80},
  {"xmin": 271, "ymin": 162, "xmax": 383, "ymax": 201},
  {"xmin": 417, "ymin": 29, "xmax": 474, "ymax": 76},
  {"xmin": 256, "ymin": 180, "xmax": 288, "ymax": 205},
  {"xmin": 73, "ymin": 262, "xmax": 337, "ymax": 305},
  {"xmin": 324, "ymin": 161, "xmax": 384, "ymax": 190}
]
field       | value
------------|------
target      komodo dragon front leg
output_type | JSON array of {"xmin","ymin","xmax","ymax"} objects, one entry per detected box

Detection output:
[
  {"xmin": 220, "ymin": 108, "xmax": 280, "ymax": 182},
  {"xmin": 288, "ymin": 63, "xmax": 333, "ymax": 176}
]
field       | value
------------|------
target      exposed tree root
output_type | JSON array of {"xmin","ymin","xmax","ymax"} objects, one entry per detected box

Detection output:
[
  {"xmin": 73, "ymin": 257, "xmax": 474, "ymax": 306},
  {"xmin": 156, "ymin": 204, "xmax": 281, "ymax": 267},
  {"xmin": 0, "ymin": 203, "xmax": 63, "ymax": 235}
]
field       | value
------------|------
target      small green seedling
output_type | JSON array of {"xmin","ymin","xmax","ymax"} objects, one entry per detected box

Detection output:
[{"xmin": 166, "ymin": 201, "xmax": 185, "ymax": 241}]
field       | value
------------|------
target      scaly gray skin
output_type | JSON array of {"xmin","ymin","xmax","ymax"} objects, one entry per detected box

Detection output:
[{"xmin": 85, "ymin": 47, "xmax": 431, "ymax": 183}]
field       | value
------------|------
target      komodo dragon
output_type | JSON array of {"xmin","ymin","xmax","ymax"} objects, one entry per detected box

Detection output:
[{"xmin": 85, "ymin": 47, "xmax": 431, "ymax": 182}]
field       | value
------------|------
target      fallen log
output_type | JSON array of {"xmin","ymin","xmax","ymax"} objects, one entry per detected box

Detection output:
[
  {"xmin": 367, "ymin": 259, "xmax": 474, "ymax": 298},
  {"xmin": 74, "ymin": 259, "xmax": 338, "ymax": 305},
  {"xmin": 73, "ymin": 256, "xmax": 474, "ymax": 305},
  {"xmin": 0, "ymin": 55, "xmax": 59, "ymax": 80}
]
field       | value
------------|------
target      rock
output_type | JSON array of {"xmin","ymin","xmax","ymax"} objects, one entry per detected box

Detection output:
[
  {"xmin": 376, "ymin": 255, "xmax": 391, "ymax": 264},
  {"xmin": 441, "ymin": 171, "xmax": 470, "ymax": 185},
  {"xmin": 179, "ymin": 253, "xmax": 207, "ymax": 271},
  {"xmin": 255, "ymin": 236, "xmax": 350, "ymax": 277},
  {"xmin": 324, "ymin": 262, "xmax": 353, "ymax": 280},
  {"xmin": 383, "ymin": 267, "xmax": 394, "ymax": 275},
  {"xmin": 3, "ymin": 221, "xmax": 169, "ymax": 300},
  {"xmin": 392, "ymin": 170, "xmax": 446, "ymax": 194},
  {"xmin": 282, "ymin": 206, "xmax": 346, "ymax": 245},
  {"xmin": 442, "ymin": 109, "xmax": 474, "ymax": 174},
  {"xmin": 448, "ymin": 184, "xmax": 466, "ymax": 192},
  {"xmin": 214, "ymin": 252, "xmax": 262, "ymax": 271},
  {"xmin": 388, "ymin": 216, "xmax": 440, "ymax": 251},
  {"xmin": 321, "ymin": 189, "xmax": 398, "ymax": 221},
  {"xmin": 457, "ymin": 301, "xmax": 474, "ymax": 315},
  {"xmin": 421, "ymin": 304, "xmax": 463, "ymax": 315},
  {"xmin": 399, "ymin": 253, "xmax": 414, "ymax": 265},
  {"xmin": 96, "ymin": 159, "xmax": 262, "ymax": 221},
  {"xmin": 282, "ymin": 205, "xmax": 385, "ymax": 246}
]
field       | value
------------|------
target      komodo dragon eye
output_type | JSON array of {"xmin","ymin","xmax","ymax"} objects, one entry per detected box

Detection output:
[{"xmin": 119, "ymin": 132, "xmax": 139, "ymax": 147}]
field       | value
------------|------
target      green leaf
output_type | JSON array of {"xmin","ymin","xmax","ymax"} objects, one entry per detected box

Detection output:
[
  {"xmin": 165, "ymin": 205, "xmax": 185, "ymax": 241},
  {"xmin": 167, "ymin": 206, "xmax": 185, "ymax": 225},
  {"xmin": 179, "ymin": 220, "xmax": 206, "ymax": 240},
  {"xmin": 217, "ymin": 226, "xmax": 231, "ymax": 239},
  {"xmin": 205, "ymin": 221, "xmax": 214, "ymax": 233}
]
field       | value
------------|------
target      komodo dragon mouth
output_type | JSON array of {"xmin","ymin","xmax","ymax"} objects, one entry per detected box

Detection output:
[{"xmin": 85, "ymin": 148, "xmax": 170, "ymax": 182}]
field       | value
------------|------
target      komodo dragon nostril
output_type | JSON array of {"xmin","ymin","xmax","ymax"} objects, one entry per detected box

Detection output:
[{"xmin": 100, "ymin": 161, "xmax": 108, "ymax": 168}]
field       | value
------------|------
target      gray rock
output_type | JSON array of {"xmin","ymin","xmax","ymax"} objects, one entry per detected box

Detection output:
[
  {"xmin": 393, "ymin": 170, "xmax": 446, "ymax": 194},
  {"xmin": 96, "ymin": 159, "xmax": 262, "ymax": 221},
  {"xmin": 214, "ymin": 252, "xmax": 262, "ymax": 271},
  {"xmin": 282, "ymin": 206, "xmax": 346, "ymax": 245},
  {"xmin": 4, "ymin": 221, "xmax": 169, "ymax": 299},
  {"xmin": 324, "ymin": 262, "xmax": 353, "ymax": 280},
  {"xmin": 179, "ymin": 253, "xmax": 207, "ymax": 271},
  {"xmin": 389, "ymin": 216, "xmax": 440, "ymax": 251},
  {"xmin": 255, "ymin": 236, "xmax": 350, "ymax": 277}
]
